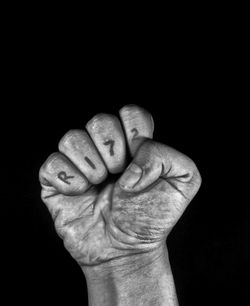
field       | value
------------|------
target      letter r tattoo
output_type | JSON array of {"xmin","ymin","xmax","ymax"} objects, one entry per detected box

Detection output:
[{"xmin": 58, "ymin": 171, "xmax": 75, "ymax": 185}]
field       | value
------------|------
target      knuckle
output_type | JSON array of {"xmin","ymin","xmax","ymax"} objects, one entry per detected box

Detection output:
[
  {"xmin": 180, "ymin": 158, "xmax": 202, "ymax": 191},
  {"xmin": 41, "ymin": 152, "xmax": 61, "ymax": 173},
  {"xmin": 120, "ymin": 104, "xmax": 150, "ymax": 116},
  {"xmin": 86, "ymin": 113, "xmax": 120, "ymax": 132},
  {"xmin": 39, "ymin": 152, "xmax": 60, "ymax": 185},
  {"xmin": 120, "ymin": 104, "xmax": 154, "ymax": 129},
  {"xmin": 58, "ymin": 129, "xmax": 85, "ymax": 150}
]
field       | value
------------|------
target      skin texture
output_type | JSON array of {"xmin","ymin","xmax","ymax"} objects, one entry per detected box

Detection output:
[{"xmin": 39, "ymin": 105, "xmax": 201, "ymax": 306}]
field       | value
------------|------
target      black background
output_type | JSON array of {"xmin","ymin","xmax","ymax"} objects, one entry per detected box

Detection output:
[{"xmin": 2, "ymin": 17, "xmax": 249, "ymax": 306}]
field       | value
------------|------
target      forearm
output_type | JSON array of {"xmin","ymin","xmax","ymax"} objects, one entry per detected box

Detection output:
[{"xmin": 82, "ymin": 245, "xmax": 178, "ymax": 306}]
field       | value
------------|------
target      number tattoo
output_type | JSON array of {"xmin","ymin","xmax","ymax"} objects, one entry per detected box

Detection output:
[
  {"xmin": 58, "ymin": 171, "xmax": 75, "ymax": 185},
  {"xmin": 84, "ymin": 156, "xmax": 96, "ymax": 169},
  {"xmin": 104, "ymin": 139, "xmax": 115, "ymax": 156},
  {"xmin": 131, "ymin": 128, "xmax": 139, "ymax": 138}
]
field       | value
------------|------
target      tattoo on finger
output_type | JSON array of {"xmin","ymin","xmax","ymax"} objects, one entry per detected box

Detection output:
[
  {"xmin": 103, "ymin": 139, "xmax": 115, "ymax": 156},
  {"xmin": 131, "ymin": 128, "xmax": 139, "ymax": 139},
  {"xmin": 84, "ymin": 156, "xmax": 96, "ymax": 169},
  {"xmin": 58, "ymin": 171, "xmax": 75, "ymax": 185}
]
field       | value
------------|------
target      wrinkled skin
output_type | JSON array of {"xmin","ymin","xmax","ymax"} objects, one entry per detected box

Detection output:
[{"xmin": 39, "ymin": 105, "xmax": 201, "ymax": 267}]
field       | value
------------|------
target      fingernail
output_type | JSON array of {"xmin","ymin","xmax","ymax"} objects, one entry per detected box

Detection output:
[{"xmin": 119, "ymin": 163, "xmax": 142, "ymax": 189}]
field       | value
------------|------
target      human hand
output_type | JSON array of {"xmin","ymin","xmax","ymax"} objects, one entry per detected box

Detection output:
[{"xmin": 39, "ymin": 105, "xmax": 201, "ymax": 267}]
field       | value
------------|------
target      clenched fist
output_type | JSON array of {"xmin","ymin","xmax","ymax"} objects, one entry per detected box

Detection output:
[{"xmin": 39, "ymin": 105, "xmax": 201, "ymax": 305}]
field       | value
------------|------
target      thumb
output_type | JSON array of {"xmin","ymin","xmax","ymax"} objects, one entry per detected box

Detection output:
[{"xmin": 118, "ymin": 140, "xmax": 201, "ymax": 199}]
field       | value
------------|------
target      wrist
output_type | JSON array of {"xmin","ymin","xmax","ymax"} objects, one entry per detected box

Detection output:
[{"xmin": 82, "ymin": 244, "xmax": 178, "ymax": 306}]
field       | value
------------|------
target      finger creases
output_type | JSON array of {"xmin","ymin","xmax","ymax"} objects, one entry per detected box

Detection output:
[
  {"xmin": 118, "ymin": 140, "xmax": 201, "ymax": 200},
  {"xmin": 39, "ymin": 152, "xmax": 89, "ymax": 196},
  {"xmin": 58, "ymin": 130, "xmax": 108, "ymax": 184},
  {"xmin": 86, "ymin": 114, "xmax": 126, "ymax": 173},
  {"xmin": 119, "ymin": 104, "xmax": 154, "ymax": 156}
]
